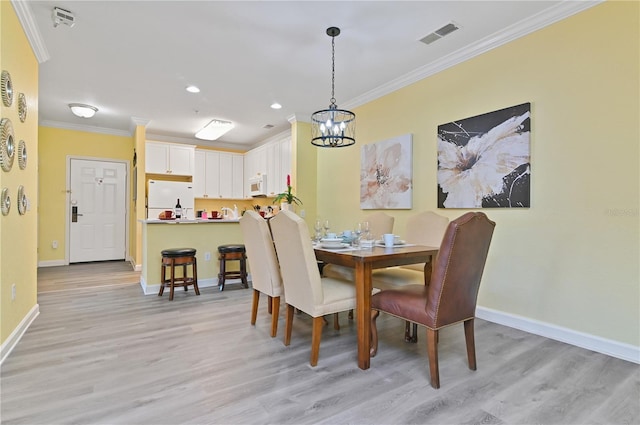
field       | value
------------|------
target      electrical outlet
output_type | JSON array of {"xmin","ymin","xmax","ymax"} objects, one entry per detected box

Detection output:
[
  {"xmin": 52, "ymin": 240, "xmax": 58, "ymax": 249},
  {"xmin": 11, "ymin": 284, "xmax": 16, "ymax": 301},
  {"xmin": 204, "ymin": 251, "xmax": 211, "ymax": 261}
]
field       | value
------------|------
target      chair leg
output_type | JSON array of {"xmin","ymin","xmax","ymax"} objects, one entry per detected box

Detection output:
[
  {"xmin": 370, "ymin": 309, "xmax": 380, "ymax": 357},
  {"xmin": 169, "ymin": 259, "xmax": 176, "ymax": 301},
  {"xmin": 158, "ymin": 263, "xmax": 165, "ymax": 296},
  {"xmin": 240, "ymin": 256, "xmax": 249, "ymax": 288},
  {"xmin": 193, "ymin": 258, "xmax": 200, "ymax": 295},
  {"xmin": 284, "ymin": 304, "xmax": 294, "ymax": 346},
  {"xmin": 464, "ymin": 318, "xmax": 477, "ymax": 370},
  {"xmin": 333, "ymin": 312, "xmax": 340, "ymax": 330},
  {"xmin": 310, "ymin": 316, "xmax": 324, "ymax": 366},
  {"xmin": 183, "ymin": 264, "xmax": 188, "ymax": 291},
  {"xmin": 270, "ymin": 296, "xmax": 280, "ymax": 338},
  {"xmin": 267, "ymin": 295, "xmax": 273, "ymax": 314},
  {"xmin": 348, "ymin": 309, "xmax": 353, "ymax": 320},
  {"xmin": 251, "ymin": 290, "xmax": 260, "ymax": 326},
  {"xmin": 404, "ymin": 321, "xmax": 418, "ymax": 343},
  {"xmin": 426, "ymin": 328, "xmax": 440, "ymax": 389}
]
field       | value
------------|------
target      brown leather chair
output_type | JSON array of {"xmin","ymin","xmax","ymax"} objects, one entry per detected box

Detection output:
[{"xmin": 370, "ymin": 212, "xmax": 495, "ymax": 389}]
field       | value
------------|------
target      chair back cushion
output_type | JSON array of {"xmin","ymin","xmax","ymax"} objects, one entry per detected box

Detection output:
[
  {"xmin": 401, "ymin": 211, "xmax": 449, "ymax": 271},
  {"xmin": 270, "ymin": 210, "xmax": 324, "ymax": 313},
  {"xmin": 365, "ymin": 212, "xmax": 395, "ymax": 240},
  {"xmin": 239, "ymin": 211, "xmax": 283, "ymax": 297},
  {"xmin": 426, "ymin": 212, "xmax": 495, "ymax": 328}
]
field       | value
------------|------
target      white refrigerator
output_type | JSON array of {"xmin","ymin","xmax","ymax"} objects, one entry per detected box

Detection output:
[{"xmin": 147, "ymin": 180, "xmax": 195, "ymax": 219}]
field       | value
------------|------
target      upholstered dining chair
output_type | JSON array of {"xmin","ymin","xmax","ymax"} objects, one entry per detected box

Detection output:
[
  {"xmin": 270, "ymin": 210, "xmax": 374, "ymax": 366},
  {"xmin": 370, "ymin": 212, "xmax": 495, "ymax": 389},
  {"xmin": 371, "ymin": 211, "xmax": 449, "ymax": 341},
  {"xmin": 239, "ymin": 211, "xmax": 284, "ymax": 337}
]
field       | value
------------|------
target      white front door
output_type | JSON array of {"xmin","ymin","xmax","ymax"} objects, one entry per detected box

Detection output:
[{"xmin": 69, "ymin": 159, "xmax": 127, "ymax": 263}]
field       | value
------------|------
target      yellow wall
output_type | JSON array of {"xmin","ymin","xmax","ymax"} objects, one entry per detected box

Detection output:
[
  {"xmin": 1, "ymin": 2, "xmax": 39, "ymax": 347},
  {"xmin": 38, "ymin": 127, "xmax": 134, "ymax": 263},
  {"xmin": 316, "ymin": 1, "xmax": 639, "ymax": 346}
]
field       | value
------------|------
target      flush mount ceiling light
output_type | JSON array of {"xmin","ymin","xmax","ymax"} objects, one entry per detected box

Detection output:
[
  {"xmin": 310, "ymin": 27, "xmax": 355, "ymax": 148},
  {"xmin": 186, "ymin": 85, "xmax": 200, "ymax": 93},
  {"xmin": 195, "ymin": 119, "xmax": 235, "ymax": 141},
  {"xmin": 68, "ymin": 103, "xmax": 98, "ymax": 118},
  {"xmin": 270, "ymin": 102, "xmax": 282, "ymax": 110}
]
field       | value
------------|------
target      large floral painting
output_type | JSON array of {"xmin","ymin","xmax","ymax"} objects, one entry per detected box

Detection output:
[
  {"xmin": 360, "ymin": 134, "xmax": 412, "ymax": 209},
  {"xmin": 437, "ymin": 103, "xmax": 531, "ymax": 208}
]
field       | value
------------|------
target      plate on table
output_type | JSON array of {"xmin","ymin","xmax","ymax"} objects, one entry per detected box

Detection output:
[
  {"xmin": 320, "ymin": 242, "xmax": 350, "ymax": 249},
  {"xmin": 375, "ymin": 239, "xmax": 407, "ymax": 246},
  {"xmin": 208, "ymin": 216, "xmax": 223, "ymax": 220},
  {"xmin": 158, "ymin": 217, "xmax": 175, "ymax": 221}
]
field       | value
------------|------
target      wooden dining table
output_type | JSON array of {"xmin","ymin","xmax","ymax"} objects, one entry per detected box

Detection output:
[{"xmin": 314, "ymin": 244, "xmax": 439, "ymax": 370}]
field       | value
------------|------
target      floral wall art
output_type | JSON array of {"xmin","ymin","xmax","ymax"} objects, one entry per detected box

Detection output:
[
  {"xmin": 360, "ymin": 134, "xmax": 412, "ymax": 209},
  {"xmin": 437, "ymin": 102, "xmax": 531, "ymax": 208}
]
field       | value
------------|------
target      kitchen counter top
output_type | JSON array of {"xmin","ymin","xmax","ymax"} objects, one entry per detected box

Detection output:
[{"xmin": 141, "ymin": 218, "xmax": 240, "ymax": 224}]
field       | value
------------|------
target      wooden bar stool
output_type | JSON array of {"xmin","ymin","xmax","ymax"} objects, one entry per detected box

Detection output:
[
  {"xmin": 217, "ymin": 244, "xmax": 249, "ymax": 291},
  {"xmin": 159, "ymin": 248, "xmax": 199, "ymax": 300}
]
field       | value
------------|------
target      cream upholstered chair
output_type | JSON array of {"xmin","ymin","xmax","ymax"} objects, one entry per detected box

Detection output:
[
  {"xmin": 322, "ymin": 211, "xmax": 395, "ymax": 281},
  {"xmin": 270, "ymin": 210, "xmax": 372, "ymax": 366},
  {"xmin": 372, "ymin": 211, "xmax": 449, "ymax": 287},
  {"xmin": 371, "ymin": 212, "xmax": 496, "ymax": 389},
  {"xmin": 239, "ymin": 211, "xmax": 284, "ymax": 337}
]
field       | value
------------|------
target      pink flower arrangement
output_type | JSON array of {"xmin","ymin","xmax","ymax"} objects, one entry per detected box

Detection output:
[{"xmin": 273, "ymin": 174, "xmax": 302, "ymax": 206}]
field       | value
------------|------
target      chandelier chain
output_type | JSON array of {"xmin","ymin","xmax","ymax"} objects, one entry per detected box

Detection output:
[{"xmin": 330, "ymin": 35, "xmax": 336, "ymax": 107}]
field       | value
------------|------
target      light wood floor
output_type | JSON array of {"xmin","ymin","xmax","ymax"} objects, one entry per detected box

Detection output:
[{"xmin": 1, "ymin": 262, "xmax": 638, "ymax": 424}]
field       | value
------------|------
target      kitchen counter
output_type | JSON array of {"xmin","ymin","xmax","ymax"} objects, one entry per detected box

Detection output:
[
  {"xmin": 141, "ymin": 218, "xmax": 240, "ymax": 224},
  {"xmin": 139, "ymin": 218, "xmax": 247, "ymax": 295}
]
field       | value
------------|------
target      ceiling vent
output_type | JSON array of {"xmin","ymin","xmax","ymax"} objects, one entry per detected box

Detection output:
[
  {"xmin": 420, "ymin": 22, "xmax": 460, "ymax": 45},
  {"xmin": 262, "ymin": 124, "xmax": 275, "ymax": 129},
  {"xmin": 52, "ymin": 7, "xmax": 76, "ymax": 28}
]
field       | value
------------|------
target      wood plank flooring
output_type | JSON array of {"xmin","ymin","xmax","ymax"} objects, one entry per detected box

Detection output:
[{"xmin": 1, "ymin": 262, "xmax": 638, "ymax": 424}]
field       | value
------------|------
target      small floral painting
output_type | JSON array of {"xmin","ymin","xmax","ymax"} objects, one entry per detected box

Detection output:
[
  {"xmin": 360, "ymin": 134, "xmax": 412, "ymax": 209},
  {"xmin": 437, "ymin": 103, "xmax": 531, "ymax": 208}
]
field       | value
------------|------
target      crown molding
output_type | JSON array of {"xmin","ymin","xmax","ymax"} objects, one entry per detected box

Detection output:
[
  {"xmin": 40, "ymin": 120, "xmax": 132, "ymax": 138},
  {"xmin": 342, "ymin": 0, "xmax": 603, "ymax": 110},
  {"xmin": 11, "ymin": 0, "xmax": 50, "ymax": 63}
]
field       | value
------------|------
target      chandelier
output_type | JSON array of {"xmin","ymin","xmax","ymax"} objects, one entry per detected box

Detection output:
[{"xmin": 310, "ymin": 27, "xmax": 356, "ymax": 148}]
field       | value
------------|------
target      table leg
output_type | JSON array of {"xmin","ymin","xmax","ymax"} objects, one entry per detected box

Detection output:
[{"xmin": 355, "ymin": 262, "xmax": 372, "ymax": 370}]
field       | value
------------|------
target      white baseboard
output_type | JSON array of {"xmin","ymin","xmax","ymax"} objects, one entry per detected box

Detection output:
[
  {"xmin": 140, "ymin": 276, "xmax": 251, "ymax": 295},
  {"xmin": 37, "ymin": 259, "xmax": 66, "ymax": 268},
  {"xmin": 1, "ymin": 304, "xmax": 40, "ymax": 365},
  {"xmin": 476, "ymin": 306, "xmax": 640, "ymax": 364}
]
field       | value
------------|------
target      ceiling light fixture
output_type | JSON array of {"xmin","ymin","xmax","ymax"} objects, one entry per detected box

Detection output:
[
  {"xmin": 68, "ymin": 103, "xmax": 98, "ymax": 118},
  {"xmin": 310, "ymin": 27, "xmax": 355, "ymax": 148},
  {"xmin": 270, "ymin": 102, "xmax": 282, "ymax": 110},
  {"xmin": 195, "ymin": 119, "xmax": 235, "ymax": 141},
  {"xmin": 186, "ymin": 85, "xmax": 200, "ymax": 93}
]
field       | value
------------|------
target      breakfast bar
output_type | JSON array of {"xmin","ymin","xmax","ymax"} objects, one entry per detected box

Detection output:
[{"xmin": 139, "ymin": 218, "xmax": 246, "ymax": 294}]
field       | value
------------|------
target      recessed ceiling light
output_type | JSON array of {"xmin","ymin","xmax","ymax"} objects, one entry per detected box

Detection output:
[
  {"xmin": 186, "ymin": 85, "xmax": 200, "ymax": 93},
  {"xmin": 270, "ymin": 103, "xmax": 282, "ymax": 110}
]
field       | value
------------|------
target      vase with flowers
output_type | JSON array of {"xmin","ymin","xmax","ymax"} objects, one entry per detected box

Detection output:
[{"xmin": 273, "ymin": 174, "xmax": 302, "ymax": 211}]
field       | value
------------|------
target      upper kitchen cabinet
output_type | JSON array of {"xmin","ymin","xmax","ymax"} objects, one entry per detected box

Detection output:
[
  {"xmin": 145, "ymin": 141, "xmax": 195, "ymax": 176},
  {"xmin": 244, "ymin": 136, "xmax": 291, "ymax": 197},
  {"xmin": 194, "ymin": 149, "xmax": 244, "ymax": 199},
  {"xmin": 193, "ymin": 150, "xmax": 220, "ymax": 198}
]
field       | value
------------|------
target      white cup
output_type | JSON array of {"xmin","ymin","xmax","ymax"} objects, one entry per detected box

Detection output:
[
  {"xmin": 326, "ymin": 232, "xmax": 337, "ymax": 239},
  {"xmin": 383, "ymin": 233, "xmax": 395, "ymax": 247}
]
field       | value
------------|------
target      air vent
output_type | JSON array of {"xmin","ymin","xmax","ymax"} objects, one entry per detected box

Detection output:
[
  {"xmin": 262, "ymin": 124, "xmax": 274, "ymax": 129},
  {"xmin": 52, "ymin": 7, "xmax": 76, "ymax": 28},
  {"xmin": 420, "ymin": 22, "xmax": 460, "ymax": 45}
]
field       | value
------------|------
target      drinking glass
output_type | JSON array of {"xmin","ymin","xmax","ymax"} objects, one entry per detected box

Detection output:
[
  {"xmin": 323, "ymin": 220, "xmax": 331, "ymax": 237},
  {"xmin": 314, "ymin": 220, "xmax": 323, "ymax": 242},
  {"xmin": 361, "ymin": 221, "xmax": 370, "ymax": 240}
]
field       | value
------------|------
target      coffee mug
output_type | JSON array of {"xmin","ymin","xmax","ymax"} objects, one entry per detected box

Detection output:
[{"xmin": 383, "ymin": 233, "xmax": 395, "ymax": 247}]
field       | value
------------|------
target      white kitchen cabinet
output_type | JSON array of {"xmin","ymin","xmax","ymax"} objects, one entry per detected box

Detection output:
[
  {"xmin": 244, "ymin": 136, "xmax": 290, "ymax": 197},
  {"xmin": 194, "ymin": 150, "xmax": 243, "ymax": 199},
  {"xmin": 193, "ymin": 150, "xmax": 220, "ymax": 198},
  {"xmin": 145, "ymin": 141, "xmax": 195, "ymax": 176}
]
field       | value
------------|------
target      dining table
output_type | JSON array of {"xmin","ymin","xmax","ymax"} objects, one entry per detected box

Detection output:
[{"xmin": 314, "ymin": 243, "xmax": 439, "ymax": 370}]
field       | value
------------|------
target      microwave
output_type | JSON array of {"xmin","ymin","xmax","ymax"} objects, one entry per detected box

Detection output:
[{"xmin": 249, "ymin": 174, "xmax": 267, "ymax": 197}]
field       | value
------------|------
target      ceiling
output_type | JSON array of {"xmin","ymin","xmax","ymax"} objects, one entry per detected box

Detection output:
[{"xmin": 18, "ymin": 1, "xmax": 598, "ymax": 150}]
